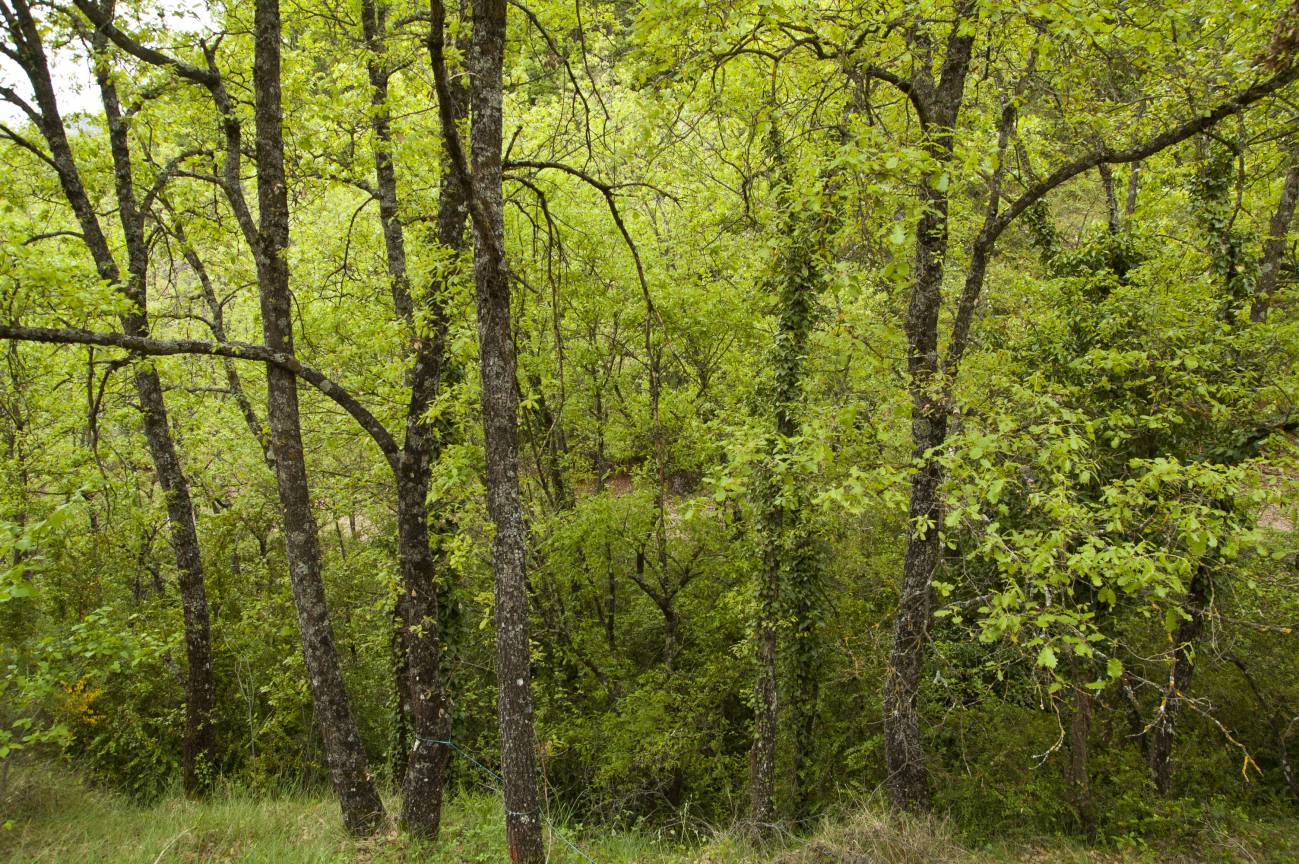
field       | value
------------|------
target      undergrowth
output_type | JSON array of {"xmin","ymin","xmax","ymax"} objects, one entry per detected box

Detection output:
[{"xmin": 2, "ymin": 763, "xmax": 1296, "ymax": 863}]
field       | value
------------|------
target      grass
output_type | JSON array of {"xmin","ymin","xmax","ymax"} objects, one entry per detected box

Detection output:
[{"xmin": 3, "ymin": 764, "xmax": 1297, "ymax": 863}]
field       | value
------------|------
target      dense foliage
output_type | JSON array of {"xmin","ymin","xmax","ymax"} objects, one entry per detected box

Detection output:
[{"xmin": 1, "ymin": 0, "xmax": 1298, "ymax": 856}]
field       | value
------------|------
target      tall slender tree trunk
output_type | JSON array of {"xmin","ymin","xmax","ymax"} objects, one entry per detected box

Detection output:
[
  {"xmin": 458, "ymin": 0, "xmax": 546, "ymax": 855},
  {"xmin": 749, "ymin": 128, "xmax": 826, "ymax": 828},
  {"xmin": 396, "ymin": 178, "xmax": 468, "ymax": 835},
  {"xmin": 395, "ymin": 166, "xmax": 469, "ymax": 835},
  {"xmin": 1252, "ymin": 145, "xmax": 1299, "ymax": 323},
  {"xmin": 882, "ymin": 10, "xmax": 975, "ymax": 811},
  {"xmin": 359, "ymin": 0, "xmax": 469, "ymax": 834},
  {"xmin": 100, "ymin": 61, "xmax": 219, "ymax": 802},
  {"xmin": 395, "ymin": 468, "xmax": 453, "ymax": 834},
  {"xmin": 132, "ymin": 367, "xmax": 218, "ymax": 794},
  {"xmin": 252, "ymin": 0, "xmax": 384, "ymax": 835},
  {"xmin": 390, "ymin": 595, "xmax": 413, "ymax": 783},
  {"xmin": 4, "ymin": 0, "xmax": 218, "ymax": 797}
]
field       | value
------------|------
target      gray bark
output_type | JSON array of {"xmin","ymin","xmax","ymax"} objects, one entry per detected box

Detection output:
[
  {"xmin": 1251, "ymin": 145, "xmax": 1299, "ymax": 323},
  {"xmin": 883, "ymin": 7, "xmax": 975, "ymax": 811},
  {"xmin": 251, "ymin": 0, "xmax": 385, "ymax": 835},
  {"xmin": 426, "ymin": 0, "xmax": 546, "ymax": 854}
]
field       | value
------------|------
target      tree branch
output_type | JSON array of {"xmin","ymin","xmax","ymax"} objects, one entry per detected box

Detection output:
[
  {"xmin": 944, "ymin": 61, "xmax": 1299, "ymax": 375},
  {"xmin": 0, "ymin": 323, "xmax": 400, "ymax": 469},
  {"xmin": 70, "ymin": 0, "xmax": 217, "ymax": 87},
  {"xmin": 991, "ymin": 63, "xmax": 1299, "ymax": 250},
  {"xmin": 503, "ymin": 158, "xmax": 658, "ymax": 323},
  {"xmin": 0, "ymin": 120, "xmax": 59, "ymax": 171}
]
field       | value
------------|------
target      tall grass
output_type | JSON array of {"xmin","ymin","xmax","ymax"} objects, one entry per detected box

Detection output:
[{"xmin": 3, "ymin": 763, "xmax": 1296, "ymax": 863}]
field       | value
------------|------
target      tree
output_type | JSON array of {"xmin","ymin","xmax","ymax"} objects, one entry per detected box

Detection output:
[
  {"xmin": 244, "ymin": 0, "xmax": 387, "ymax": 834},
  {"xmin": 750, "ymin": 123, "xmax": 831, "ymax": 828},
  {"xmin": 359, "ymin": 0, "xmax": 469, "ymax": 836},
  {"xmin": 1, "ymin": 0, "xmax": 1298, "ymax": 849},
  {"xmin": 869, "ymin": 6, "xmax": 1299, "ymax": 811},
  {"xmin": 0, "ymin": 0, "xmax": 217, "ymax": 797},
  {"xmin": 429, "ymin": 0, "xmax": 545, "ymax": 856},
  {"xmin": 62, "ymin": 0, "xmax": 389, "ymax": 833}
]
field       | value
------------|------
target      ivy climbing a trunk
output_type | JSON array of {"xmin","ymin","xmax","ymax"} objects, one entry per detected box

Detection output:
[{"xmin": 750, "ymin": 124, "xmax": 829, "ymax": 830}]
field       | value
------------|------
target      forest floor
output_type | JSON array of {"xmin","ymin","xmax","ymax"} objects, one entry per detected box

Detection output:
[{"xmin": 3, "ymin": 764, "xmax": 1297, "ymax": 863}]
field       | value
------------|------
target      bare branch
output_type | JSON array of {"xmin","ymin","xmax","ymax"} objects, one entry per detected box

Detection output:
[
  {"xmin": 139, "ymin": 147, "xmax": 212, "ymax": 214},
  {"xmin": 0, "ymin": 121, "xmax": 59, "ymax": 171}
]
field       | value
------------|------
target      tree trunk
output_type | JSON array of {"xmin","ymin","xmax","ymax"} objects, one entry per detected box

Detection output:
[
  {"xmin": 750, "ymin": 564, "xmax": 779, "ymax": 829},
  {"xmin": 4, "ymin": 0, "xmax": 219, "ymax": 797},
  {"xmin": 359, "ymin": 0, "xmax": 471, "ymax": 833},
  {"xmin": 883, "ymin": 437, "xmax": 945, "ymax": 811},
  {"xmin": 390, "ymin": 594, "xmax": 412, "ymax": 783},
  {"xmin": 397, "ymin": 221, "xmax": 469, "ymax": 834},
  {"xmin": 396, "ymin": 470, "xmax": 453, "ymax": 835},
  {"xmin": 1251, "ymin": 145, "xmax": 1299, "ymax": 323},
  {"xmin": 100, "ymin": 61, "xmax": 219, "ymax": 802},
  {"xmin": 882, "ymin": 8, "xmax": 975, "ymax": 812},
  {"xmin": 361, "ymin": 0, "xmax": 414, "ymax": 322},
  {"xmin": 134, "ymin": 367, "xmax": 218, "ymax": 795},
  {"xmin": 884, "ymin": 137, "xmax": 955, "ymax": 814},
  {"xmin": 252, "ymin": 0, "xmax": 385, "ymax": 835},
  {"xmin": 461, "ymin": 0, "xmax": 545, "ymax": 856},
  {"xmin": 1148, "ymin": 563, "xmax": 1210, "ymax": 795},
  {"xmin": 1066, "ymin": 659, "xmax": 1097, "ymax": 840},
  {"xmin": 749, "ymin": 129, "xmax": 826, "ymax": 827}
]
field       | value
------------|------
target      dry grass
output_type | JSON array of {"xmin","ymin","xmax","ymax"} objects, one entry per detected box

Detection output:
[{"xmin": 769, "ymin": 808, "xmax": 973, "ymax": 864}]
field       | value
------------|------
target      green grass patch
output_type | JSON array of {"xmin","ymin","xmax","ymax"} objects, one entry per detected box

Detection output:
[{"xmin": 3, "ymin": 764, "xmax": 1296, "ymax": 863}]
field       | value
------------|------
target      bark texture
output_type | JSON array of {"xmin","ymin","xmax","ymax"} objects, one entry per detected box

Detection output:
[
  {"xmin": 883, "ymin": 9, "xmax": 975, "ymax": 812},
  {"xmin": 462, "ymin": 0, "xmax": 546, "ymax": 855},
  {"xmin": 1066, "ymin": 662, "xmax": 1097, "ymax": 840},
  {"xmin": 252, "ymin": 0, "xmax": 385, "ymax": 835},
  {"xmin": 1252, "ymin": 146, "xmax": 1299, "ymax": 323},
  {"xmin": 360, "ymin": 0, "xmax": 471, "ymax": 835},
  {"xmin": 394, "ymin": 61, "xmax": 470, "ymax": 843}
]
